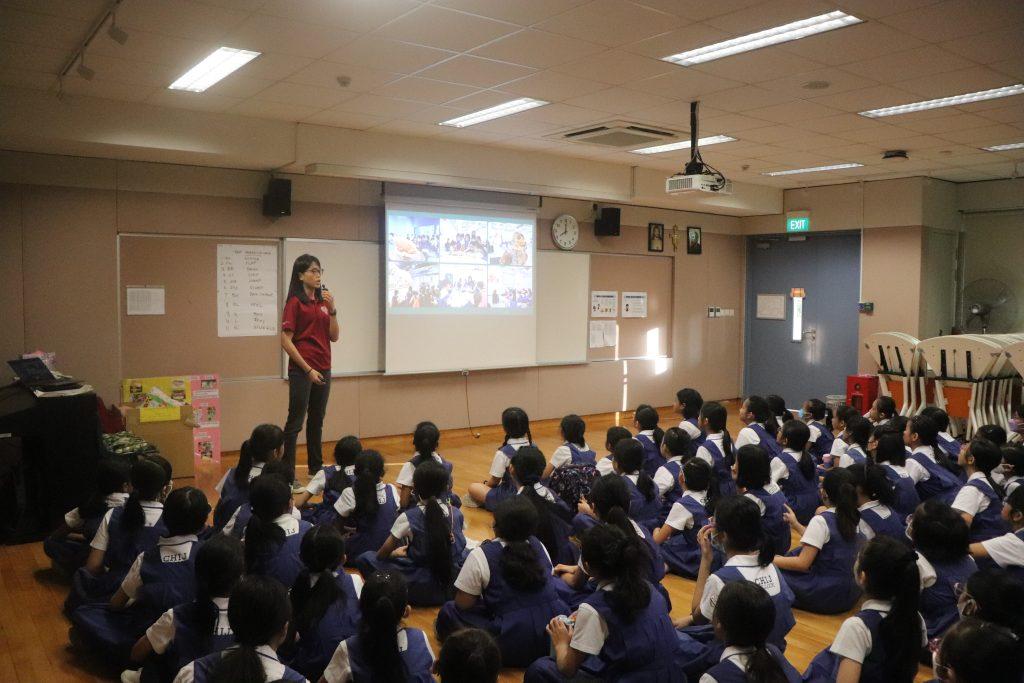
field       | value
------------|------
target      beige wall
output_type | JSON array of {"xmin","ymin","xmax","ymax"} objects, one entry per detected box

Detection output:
[
  {"xmin": 918, "ymin": 228, "xmax": 959, "ymax": 339},
  {"xmin": 962, "ymin": 211, "xmax": 1024, "ymax": 333},
  {"xmin": 858, "ymin": 226, "xmax": 924, "ymax": 371}
]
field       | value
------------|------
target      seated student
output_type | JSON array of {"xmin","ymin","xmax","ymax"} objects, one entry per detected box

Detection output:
[
  {"xmin": 125, "ymin": 534, "xmax": 244, "ymax": 683},
  {"xmin": 542, "ymin": 414, "xmax": 596, "ymax": 480},
  {"xmin": 435, "ymin": 628, "xmax": 501, "ymax": 683},
  {"xmin": 512, "ymin": 447, "xmax": 577, "ymax": 566},
  {"xmin": 933, "ymin": 617, "xmax": 1024, "ymax": 683},
  {"xmin": 955, "ymin": 568, "xmax": 1024, "ymax": 640},
  {"xmin": 558, "ymin": 474, "xmax": 667, "ymax": 610},
  {"xmin": 674, "ymin": 496, "xmax": 795, "ymax": 677},
  {"xmin": 908, "ymin": 500, "xmax": 977, "ymax": 642},
  {"xmin": 1011, "ymin": 403, "xmax": 1024, "ymax": 444},
  {"xmin": 803, "ymin": 536, "xmax": 924, "ymax": 683},
  {"xmin": 633, "ymin": 404, "xmax": 665, "ymax": 477},
  {"xmin": 595, "ymin": 426, "xmax": 632, "ymax": 476},
  {"xmin": 802, "ymin": 398, "xmax": 835, "ymax": 463},
  {"xmin": 71, "ymin": 487, "xmax": 210, "ymax": 667},
  {"xmin": 524, "ymin": 524, "xmax": 685, "ymax": 682},
  {"xmin": 355, "ymin": 460, "xmax": 467, "ymax": 606},
  {"xmin": 766, "ymin": 394, "xmax": 795, "ymax": 425},
  {"xmin": 773, "ymin": 468, "xmax": 863, "ymax": 614},
  {"xmin": 212, "ymin": 424, "xmax": 283, "ymax": 532},
  {"xmin": 655, "ymin": 459, "xmax": 719, "ymax": 578},
  {"xmin": 222, "ymin": 462, "xmax": 300, "ymax": 539},
  {"xmin": 174, "ymin": 575, "xmax": 305, "ymax": 683},
  {"xmin": 675, "ymin": 387, "xmax": 706, "ymax": 448},
  {"xmin": 294, "ymin": 436, "xmax": 361, "ymax": 525},
  {"xmin": 953, "ymin": 437, "xmax": 1011, "ymax": 543},
  {"xmin": 867, "ymin": 396, "xmax": 896, "ymax": 426},
  {"xmin": 394, "ymin": 422, "xmax": 461, "ymax": 510},
  {"xmin": 832, "ymin": 416, "xmax": 872, "ymax": 469},
  {"xmin": 826, "ymin": 405, "xmax": 861, "ymax": 468},
  {"xmin": 333, "ymin": 450, "xmax": 399, "ymax": 562},
  {"xmin": 284, "ymin": 526, "xmax": 362, "ymax": 682},
  {"xmin": 976, "ymin": 423, "xmax": 1008, "ymax": 447},
  {"xmin": 735, "ymin": 396, "xmax": 783, "ymax": 461},
  {"xmin": 699, "ymin": 582, "xmax": 801, "ymax": 683},
  {"xmin": 70, "ymin": 456, "xmax": 172, "ymax": 611},
  {"xmin": 998, "ymin": 444, "xmax": 1024, "ymax": 497},
  {"xmin": 849, "ymin": 463, "xmax": 907, "ymax": 544},
  {"xmin": 771, "ymin": 420, "xmax": 820, "ymax": 525},
  {"xmin": 733, "ymin": 445, "xmax": 791, "ymax": 555},
  {"xmin": 970, "ymin": 485, "xmax": 1024, "ymax": 580},
  {"xmin": 695, "ymin": 401, "xmax": 737, "ymax": 497},
  {"xmin": 436, "ymin": 497, "xmax": 570, "ymax": 669},
  {"xmin": 467, "ymin": 407, "xmax": 532, "ymax": 510},
  {"xmin": 653, "ymin": 427, "xmax": 693, "ymax": 512},
  {"xmin": 904, "ymin": 415, "xmax": 962, "ymax": 503},
  {"xmin": 873, "ymin": 430, "xmax": 920, "ymax": 518},
  {"xmin": 322, "ymin": 570, "xmax": 433, "ymax": 683},
  {"xmin": 921, "ymin": 407, "xmax": 964, "ymax": 469},
  {"xmin": 46, "ymin": 458, "xmax": 130, "ymax": 576},
  {"xmin": 244, "ymin": 475, "xmax": 313, "ymax": 588},
  {"xmin": 602, "ymin": 438, "xmax": 662, "ymax": 531}
]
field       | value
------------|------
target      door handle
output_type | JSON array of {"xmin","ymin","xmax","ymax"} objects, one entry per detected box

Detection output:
[{"xmin": 802, "ymin": 329, "xmax": 817, "ymax": 342}]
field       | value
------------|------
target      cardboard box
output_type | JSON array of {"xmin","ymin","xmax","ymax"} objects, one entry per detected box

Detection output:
[{"xmin": 123, "ymin": 405, "xmax": 196, "ymax": 478}]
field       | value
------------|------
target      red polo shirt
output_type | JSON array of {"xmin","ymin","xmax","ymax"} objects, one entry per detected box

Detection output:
[{"xmin": 282, "ymin": 294, "xmax": 332, "ymax": 372}]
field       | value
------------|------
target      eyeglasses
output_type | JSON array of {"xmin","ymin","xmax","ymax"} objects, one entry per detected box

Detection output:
[{"xmin": 305, "ymin": 268, "xmax": 323, "ymax": 276}]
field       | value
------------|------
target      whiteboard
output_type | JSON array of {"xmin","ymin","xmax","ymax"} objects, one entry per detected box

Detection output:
[
  {"xmin": 218, "ymin": 243, "xmax": 279, "ymax": 337},
  {"xmin": 537, "ymin": 251, "xmax": 589, "ymax": 364},
  {"xmin": 281, "ymin": 239, "xmax": 382, "ymax": 376}
]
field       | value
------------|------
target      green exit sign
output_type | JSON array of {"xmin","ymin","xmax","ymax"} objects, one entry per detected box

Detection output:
[{"xmin": 786, "ymin": 212, "xmax": 810, "ymax": 232}]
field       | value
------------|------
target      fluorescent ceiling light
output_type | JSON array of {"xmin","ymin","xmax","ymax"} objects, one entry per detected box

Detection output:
[
  {"xmin": 631, "ymin": 135, "xmax": 736, "ymax": 154},
  {"xmin": 439, "ymin": 98, "xmax": 548, "ymax": 127},
  {"xmin": 762, "ymin": 163, "xmax": 863, "ymax": 176},
  {"xmin": 662, "ymin": 11, "xmax": 862, "ymax": 66},
  {"xmin": 981, "ymin": 141, "xmax": 1024, "ymax": 152},
  {"xmin": 860, "ymin": 84, "xmax": 1024, "ymax": 117},
  {"xmin": 169, "ymin": 47, "xmax": 260, "ymax": 92}
]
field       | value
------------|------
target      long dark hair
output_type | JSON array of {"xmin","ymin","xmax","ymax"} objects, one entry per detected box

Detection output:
[
  {"xmin": 436, "ymin": 628, "xmax": 501, "ymax": 683},
  {"xmin": 78, "ymin": 458, "xmax": 130, "ymax": 520},
  {"xmin": 746, "ymin": 396, "xmax": 780, "ymax": 439},
  {"xmin": 634, "ymin": 404, "xmax": 664, "ymax": 445},
  {"xmin": 713, "ymin": 582, "xmax": 787, "ymax": 683},
  {"xmin": 874, "ymin": 431, "xmax": 907, "ymax": 466},
  {"xmin": 766, "ymin": 394, "xmax": 792, "ymax": 423},
  {"xmin": 511, "ymin": 446, "xmax": 564, "ymax": 560},
  {"xmin": 966, "ymin": 568, "xmax": 1024, "ymax": 638},
  {"xmin": 122, "ymin": 457, "xmax": 170, "ymax": 535},
  {"xmin": 560, "ymin": 414, "xmax": 586, "ymax": 448},
  {"xmin": 605, "ymin": 425, "xmax": 632, "ymax": 451},
  {"xmin": 501, "ymin": 407, "xmax": 532, "ymax": 445},
  {"xmin": 493, "ymin": 497, "xmax": 546, "ymax": 592},
  {"xmin": 907, "ymin": 415, "xmax": 956, "ymax": 475},
  {"xmin": 910, "ymin": 499, "xmax": 970, "ymax": 563},
  {"xmin": 161, "ymin": 486, "xmax": 211, "ymax": 537},
  {"xmin": 858, "ymin": 536, "xmax": 921, "ymax": 683},
  {"xmin": 588, "ymin": 474, "xmax": 653, "ymax": 571},
  {"xmin": 1001, "ymin": 444, "xmax": 1024, "ymax": 481},
  {"xmin": 243, "ymin": 475, "xmax": 290, "ymax": 572},
  {"xmin": 701, "ymin": 401, "xmax": 734, "ymax": 466},
  {"xmin": 661, "ymin": 427, "xmax": 691, "ymax": 459},
  {"xmin": 326, "ymin": 435, "xmax": 362, "ymax": 496},
  {"xmin": 410, "ymin": 421, "xmax": 440, "ymax": 467},
  {"xmin": 780, "ymin": 419, "xmax": 815, "ymax": 480},
  {"xmin": 209, "ymin": 575, "xmax": 291, "ymax": 683},
  {"xmin": 821, "ymin": 468, "xmax": 859, "ymax": 542},
  {"xmin": 287, "ymin": 253, "xmax": 323, "ymax": 304},
  {"xmin": 735, "ymin": 444, "xmax": 772, "ymax": 490},
  {"xmin": 683, "ymin": 458, "xmax": 719, "ymax": 515},
  {"xmin": 848, "ymin": 463, "xmax": 896, "ymax": 507},
  {"xmin": 413, "ymin": 461, "xmax": 455, "ymax": 588},
  {"xmin": 976, "ymin": 423, "xmax": 1008, "ymax": 446},
  {"xmin": 676, "ymin": 388, "xmax": 704, "ymax": 419},
  {"xmin": 358, "ymin": 570, "xmax": 410, "ymax": 683},
  {"xmin": 967, "ymin": 437, "xmax": 1005, "ymax": 497},
  {"xmin": 845, "ymin": 415, "xmax": 872, "ymax": 451},
  {"xmin": 581, "ymin": 524, "xmax": 650, "ymax": 622},
  {"xmin": 193, "ymin": 534, "xmax": 244, "ymax": 649},
  {"xmin": 714, "ymin": 495, "xmax": 774, "ymax": 564},
  {"xmin": 612, "ymin": 438, "xmax": 656, "ymax": 502},
  {"xmin": 289, "ymin": 525, "xmax": 345, "ymax": 641},
  {"xmin": 352, "ymin": 450, "xmax": 385, "ymax": 518},
  {"xmin": 234, "ymin": 423, "xmax": 284, "ymax": 488},
  {"xmin": 939, "ymin": 618, "xmax": 1024, "ymax": 683}
]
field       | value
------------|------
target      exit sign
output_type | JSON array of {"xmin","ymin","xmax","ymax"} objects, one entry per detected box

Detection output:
[{"xmin": 786, "ymin": 212, "xmax": 810, "ymax": 232}]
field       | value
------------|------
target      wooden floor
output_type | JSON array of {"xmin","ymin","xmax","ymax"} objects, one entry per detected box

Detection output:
[{"xmin": 1, "ymin": 401, "xmax": 933, "ymax": 681}]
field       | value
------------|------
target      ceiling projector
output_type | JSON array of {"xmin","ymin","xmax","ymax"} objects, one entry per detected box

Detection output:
[{"xmin": 666, "ymin": 173, "xmax": 733, "ymax": 195}]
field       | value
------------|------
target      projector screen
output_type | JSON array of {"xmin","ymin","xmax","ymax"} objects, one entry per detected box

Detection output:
[{"xmin": 385, "ymin": 204, "xmax": 537, "ymax": 374}]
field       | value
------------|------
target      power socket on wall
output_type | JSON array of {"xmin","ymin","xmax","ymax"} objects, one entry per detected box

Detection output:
[{"xmin": 707, "ymin": 307, "xmax": 735, "ymax": 318}]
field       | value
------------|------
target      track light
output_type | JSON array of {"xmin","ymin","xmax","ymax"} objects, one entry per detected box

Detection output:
[
  {"xmin": 107, "ymin": 15, "xmax": 129, "ymax": 45},
  {"xmin": 76, "ymin": 57, "xmax": 95, "ymax": 80}
]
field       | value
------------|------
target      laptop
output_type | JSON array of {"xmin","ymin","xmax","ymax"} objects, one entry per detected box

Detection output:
[{"xmin": 7, "ymin": 358, "xmax": 81, "ymax": 391}]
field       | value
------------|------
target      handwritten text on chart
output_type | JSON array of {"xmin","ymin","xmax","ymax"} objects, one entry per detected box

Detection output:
[{"xmin": 217, "ymin": 244, "xmax": 279, "ymax": 337}]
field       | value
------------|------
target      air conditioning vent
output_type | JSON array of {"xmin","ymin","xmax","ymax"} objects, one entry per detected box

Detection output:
[{"xmin": 549, "ymin": 120, "xmax": 683, "ymax": 148}]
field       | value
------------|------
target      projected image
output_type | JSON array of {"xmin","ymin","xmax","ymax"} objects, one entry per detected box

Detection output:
[
  {"xmin": 488, "ymin": 266, "xmax": 533, "ymax": 309},
  {"xmin": 489, "ymin": 221, "xmax": 533, "ymax": 267},
  {"xmin": 440, "ymin": 218, "xmax": 490, "ymax": 264},
  {"xmin": 387, "ymin": 214, "xmax": 440, "ymax": 262},
  {"xmin": 388, "ymin": 263, "xmax": 441, "ymax": 308},
  {"xmin": 439, "ymin": 265, "xmax": 487, "ymax": 309}
]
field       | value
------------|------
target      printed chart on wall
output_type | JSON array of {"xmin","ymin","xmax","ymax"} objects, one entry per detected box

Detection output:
[{"xmin": 217, "ymin": 244, "xmax": 278, "ymax": 337}]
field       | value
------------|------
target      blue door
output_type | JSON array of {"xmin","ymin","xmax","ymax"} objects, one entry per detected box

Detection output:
[{"xmin": 743, "ymin": 232, "xmax": 861, "ymax": 407}]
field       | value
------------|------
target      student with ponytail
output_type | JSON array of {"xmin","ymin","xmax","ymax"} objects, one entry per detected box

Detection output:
[
  {"xmin": 295, "ymin": 436, "xmax": 361, "ymax": 525},
  {"xmin": 596, "ymin": 425, "xmax": 632, "ymax": 476},
  {"xmin": 734, "ymin": 445, "xmax": 791, "ymax": 555},
  {"xmin": 436, "ymin": 497, "xmax": 569, "ymax": 668},
  {"xmin": 802, "ymin": 398, "xmax": 835, "ymax": 463},
  {"xmin": 803, "ymin": 536, "xmax": 924, "ymax": 683},
  {"xmin": 284, "ymin": 526, "xmax": 361, "ymax": 681},
  {"xmin": 222, "ymin": 462, "xmax": 299, "ymax": 539},
  {"xmin": 934, "ymin": 617, "xmax": 1024, "ymax": 683},
  {"xmin": 971, "ymin": 485, "xmax": 1024, "ymax": 580},
  {"xmin": 700, "ymin": 581, "xmax": 801, "ymax": 683},
  {"xmin": 653, "ymin": 427, "xmax": 692, "ymax": 512},
  {"xmin": 177, "ymin": 575, "xmax": 304, "ymax": 682},
  {"xmin": 468, "ymin": 406, "xmax": 533, "ymax": 510},
  {"xmin": 696, "ymin": 401, "xmax": 737, "ymax": 496},
  {"xmin": 609, "ymin": 438, "xmax": 662, "ymax": 530},
  {"xmin": 675, "ymin": 388, "xmax": 707, "ymax": 448},
  {"xmin": 332, "ymin": 450, "xmax": 399, "ymax": 561},
  {"xmin": 542, "ymin": 414, "xmax": 596, "ymax": 479},
  {"xmin": 524, "ymin": 524, "xmax": 685, "ymax": 682},
  {"xmin": 774, "ymin": 468, "xmax": 863, "ymax": 614},
  {"xmin": 394, "ymin": 422, "xmax": 461, "ymax": 509},
  {"xmin": 511, "ymin": 446, "xmax": 577, "ymax": 566},
  {"xmin": 633, "ymin": 404, "xmax": 666, "ymax": 476},
  {"xmin": 921, "ymin": 407, "xmax": 965, "ymax": 469},
  {"xmin": 244, "ymin": 474, "xmax": 312, "ymax": 588},
  {"xmin": 735, "ymin": 396, "xmax": 783, "ymax": 460},
  {"xmin": 656, "ymin": 458, "xmax": 720, "ymax": 578},
  {"xmin": 772, "ymin": 420, "xmax": 820, "ymax": 525},
  {"xmin": 213, "ymin": 424, "xmax": 284, "ymax": 531},
  {"xmin": 848, "ymin": 463, "xmax": 907, "ymax": 544},
  {"xmin": 873, "ymin": 431, "xmax": 920, "ymax": 517},
  {"xmin": 127, "ymin": 534, "xmax": 244, "ymax": 683},
  {"xmin": 355, "ymin": 460, "xmax": 467, "ymax": 606},
  {"xmin": 998, "ymin": 444, "xmax": 1024, "ymax": 496},
  {"xmin": 827, "ymin": 405, "xmax": 861, "ymax": 467},
  {"xmin": 953, "ymin": 437, "xmax": 1010, "ymax": 542},
  {"xmin": 833, "ymin": 416, "xmax": 871, "ymax": 469},
  {"xmin": 321, "ymin": 570, "xmax": 433, "ymax": 683},
  {"xmin": 904, "ymin": 415, "xmax": 962, "ymax": 503}
]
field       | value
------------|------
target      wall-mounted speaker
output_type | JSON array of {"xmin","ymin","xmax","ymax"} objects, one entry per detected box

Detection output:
[
  {"xmin": 262, "ymin": 178, "xmax": 291, "ymax": 217},
  {"xmin": 594, "ymin": 207, "xmax": 620, "ymax": 236}
]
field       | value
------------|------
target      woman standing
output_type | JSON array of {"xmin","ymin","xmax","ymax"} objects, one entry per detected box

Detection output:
[{"xmin": 281, "ymin": 254, "xmax": 339, "ymax": 484}]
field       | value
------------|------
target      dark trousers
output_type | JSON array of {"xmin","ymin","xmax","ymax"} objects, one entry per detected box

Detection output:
[{"xmin": 284, "ymin": 369, "xmax": 331, "ymax": 475}]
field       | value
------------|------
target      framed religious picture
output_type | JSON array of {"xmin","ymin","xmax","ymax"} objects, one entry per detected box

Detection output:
[
  {"xmin": 687, "ymin": 226, "xmax": 702, "ymax": 255},
  {"xmin": 647, "ymin": 222, "xmax": 664, "ymax": 252}
]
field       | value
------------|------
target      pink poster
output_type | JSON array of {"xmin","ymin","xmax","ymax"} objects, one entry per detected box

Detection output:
[
  {"xmin": 192, "ymin": 397, "xmax": 220, "ymax": 428},
  {"xmin": 193, "ymin": 428, "xmax": 221, "ymax": 465},
  {"xmin": 190, "ymin": 374, "xmax": 220, "ymax": 398}
]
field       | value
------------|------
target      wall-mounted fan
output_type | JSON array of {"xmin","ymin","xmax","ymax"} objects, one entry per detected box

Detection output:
[{"xmin": 962, "ymin": 278, "xmax": 1019, "ymax": 333}]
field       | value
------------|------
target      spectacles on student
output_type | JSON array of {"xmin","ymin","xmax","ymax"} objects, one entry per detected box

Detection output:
[{"xmin": 305, "ymin": 268, "xmax": 323, "ymax": 276}]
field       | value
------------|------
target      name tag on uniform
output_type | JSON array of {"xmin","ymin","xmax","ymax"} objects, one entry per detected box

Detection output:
[
  {"xmin": 753, "ymin": 573, "xmax": 780, "ymax": 595},
  {"xmin": 160, "ymin": 550, "xmax": 190, "ymax": 563}
]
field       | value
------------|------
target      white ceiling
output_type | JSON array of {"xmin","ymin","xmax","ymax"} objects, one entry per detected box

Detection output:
[{"xmin": 1, "ymin": 0, "xmax": 1022, "ymax": 188}]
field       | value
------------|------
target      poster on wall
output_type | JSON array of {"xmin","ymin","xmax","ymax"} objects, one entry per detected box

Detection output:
[
  {"xmin": 621, "ymin": 292, "xmax": 648, "ymax": 318},
  {"xmin": 590, "ymin": 290, "xmax": 617, "ymax": 317},
  {"xmin": 193, "ymin": 428, "xmax": 221, "ymax": 465},
  {"xmin": 756, "ymin": 294, "xmax": 787, "ymax": 320},
  {"xmin": 192, "ymin": 397, "xmax": 220, "ymax": 428}
]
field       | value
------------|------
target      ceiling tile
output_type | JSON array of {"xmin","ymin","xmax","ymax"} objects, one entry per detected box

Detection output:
[
  {"xmin": 302, "ymin": 108, "xmax": 390, "ymax": 130},
  {"xmin": 374, "ymin": 5, "xmax": 518, "ymax": 52},
  {"xmin": 807, "ymin": 141, "xmax": 884, "ymax": 160},
  {"xmin": 938, "ymin": 123, "xmax": 1024, "ymax": 145},
  {"xmin": 239, "ymin": 53, "xmax": 313, "ymax": 81},
  {"xmin": 229, "ymin": 99, "xmax": 326, "ymax": 121},
  {"xmin": 700, "ymin": 110, "xmax": 781, "ymax": 132},
  {"xmin": 500, "ymin": 70, "xmax": 609, "ymax": 101},
  {"xmin": 436, "ymin": 127, "xmax": 513, "ymax": 144},
  {"xmin": 417, "ymin": 56, "xmax": 535, "ymax": 88},
  {"xmin": 939, "ymin": 27, "xmax": 1024, "ymax": 65},
  {"xmin": 257, "ymin": 0, "xmax": 421, "ymax": 33},
  {"xmin": 0, "ymin": 42, "xmax": 70, "ymax": 73},
  {"xmin": 370, "ymin": 120, "xmax": 446, "ymax": 137},
  {"xmin": 758, "ymin": 68, "xmax": 879, "ymax": 100},
  {"xmin": 829, "ymin": 0, "xmax": 943, "ymax": 19},
  {"xmin": 286, "ymin": 60, "xmax": 400, "ymax": 93},
  {"xmin": 785, "ymin": 132, "xmax": 856, "ymax": 151},
  {"xmin": 691, "ymin": 50, "xmax": 825, "ymax": 84},
  {"xmin": 400, "ymin": 104, "xmax": 467, "ymax": 124},
  {"xmin": 549, "ymin": 50, "xmax": 676, "ymax": 86},
  {"xmin": 624, "ymin": 69, "xmax": 743, "ymax": 100},
  {"xmin": 470, "ymin": 29, "xmax": 606, "ymax": 69},
  {"xmin": 777, "ymin": 21, "xmax": 925, "ymax": 66},
  {"xmin": 841, "ymin": 45, "xmax": 976, "ymax": 86},
  {"xmin": 147, "ymin": 89, "xmax": 242, "ymax": 113},
  {"xmin": 628, "ymin": 0, "xmax": 763, "ymax": 21},
  {"xmin": 695, "ymin": 85, "xmax": 793, "ymax": 112},
  {"xmin": 117, "ymin": 0, "xmax": 249, "ymax": 42},
  {"xmin": 88, "ymin": 29, "xmax": 215, "ymax": 71},
  {"xmin": 624, "ymin": 22, "xmax": 733, "ymax": 60},
  {"xmin": 893, "ymin": 66, "xmax": 1021, "ymax": 100},
  {"xmin": 977, "ymin": 104, "xmax": 1024, "ymax": 125},
  {"xmin": 0, "ymin": 8, "xmax": 91, "ymax": 50},
  {"xmin": 325, "ymin": 37, "xmax": 456, "ymax": 74},
  {"xmin": 808, "ymin": 84, "xmax": 921, "ymax": 113},
  {"xmin": 0, "ymin": 67, "xmax": 57, "ymax": 91},
  {"xmin": 451, "ymin": 114, "xmax": 555, "ymax": 135},
  {"xmin": 990, "ymin": 58, "xmax": 1024, "ymax": 81},
  {"xmin": 702, "ymin": 0, "xmax": 835, "ymax": 34},
  {"xmin": 509, "ymin": 102, "xmax": 607, "ymax": 126},
  {"xmin": 251, "ymin": 81, "xmax": 352, "ymax": 108},
  {"xmin": 627, "ymin": 100, "xmax": 710, "ymax": 127},
  {"xmin": 535, "ymin": 0, "xmax": 685, "ymax": 47},
  {"xmin": 371, "ymin": 77, "xmax": 480, "ymax": 104},
  {"xmin": 1, "ymin": 0, "xmax": 110, "ymax": 21},
  {"xmin": 561, "ymin": 87, "xmax": 676, "ymax": 116},
  {"xmin": 79, "ymin": 54, "xmax": 181, "ymax": 87},
  {"xmin": 224, "ymin": 14, "xmax": 360, "ymax": 59},
  {"xmin": 881, "ymin": 0, "xmax": 1024, "ymax": 43},
  {"xmin": 930, "ymin": 167, "xmax": 1001, "ymax": 182},
  {"xmin": 753, "ymin": 149, "xmax": 836, "ymax": 166},
  {"xmin": 432, "ymin": 0, "xmax": 590, "ymax": 26},
  {"xmin": 743, "ymin": 100, "xmax": 843, "ymax": 123},
  {"xmin": 334, "ymin": 93, "xmax": 425, "ymax": 118},
  {"xmin": 799, "ymin": 112, "xmax": 882, "ymax": 133},
  {"xmin": 203, "ymin": 74, "xmax": 275, "ymax": 99},
  {"xmin": 442, "ymin": 89, "xmax": 519, "ymax": 111},
  {"xmin": 61, "ymin": 78, "xmax": 157, "ymax": 103},
  {"xmin": 833, "ymin": 122, "xmax": 929, "ymax": 142},
  {"xmin": 739, "ymin": 124, "xmax": 825, "ymax": 143}
]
